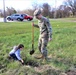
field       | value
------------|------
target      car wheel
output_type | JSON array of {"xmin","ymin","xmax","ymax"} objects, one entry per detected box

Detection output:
[
  {"xmin": 17, "ymin": 18, "xmax": 23, "ymax": 21},
  {"xmin": 20, "ymin": 19, "xmax": 23, "ymax": 21},
  {"xmin": 17, "ymin": 18, "xmax": 21, "ymax": 21},
  {"xmin": 7, "ymin": 18, "xmax": 11, "ymax": 21},
  {"xmin": 27, "ymin": 18, "xmax": 31, "ymax": 21},
  {"xmin": 11, "ymin": 19, "xmax": 13, "ymax": 21}
]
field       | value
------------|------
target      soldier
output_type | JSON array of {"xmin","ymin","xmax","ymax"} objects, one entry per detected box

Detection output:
[{"xmin": 33, "ymin": 9, "xmax": 52, "ymax": 61}]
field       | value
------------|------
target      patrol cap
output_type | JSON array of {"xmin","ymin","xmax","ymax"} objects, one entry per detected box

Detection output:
[{"xmin": 34, "ymin": 9, "xmax": 41, "ymax": 17}]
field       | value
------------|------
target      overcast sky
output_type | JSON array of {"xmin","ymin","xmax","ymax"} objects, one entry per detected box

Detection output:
[{"xmin": 0, "ymin": 0, "xmax": 65, "ymax": 10}]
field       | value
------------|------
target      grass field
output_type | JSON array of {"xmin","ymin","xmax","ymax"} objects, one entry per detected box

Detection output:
[{"xmin": 0, "ymin": 18, "xmax": 76, "ymax": 75}]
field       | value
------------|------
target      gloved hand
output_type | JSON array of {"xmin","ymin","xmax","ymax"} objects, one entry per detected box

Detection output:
[
  {"xmin": 19, "ymin": 59, "xmax": 24, "ymax": 65},
  {"xmin": 21, "ymin": 62, "xmax": 24, "ymax": 65},
  {"xmin": 48, "ymin": 38, "xmax": 52, "ymax": 41}
]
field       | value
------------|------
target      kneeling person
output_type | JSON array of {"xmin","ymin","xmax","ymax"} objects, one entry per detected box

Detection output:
[{"xmin": 9, "ymin": 44, "xmax": 24, "ymax": 65}]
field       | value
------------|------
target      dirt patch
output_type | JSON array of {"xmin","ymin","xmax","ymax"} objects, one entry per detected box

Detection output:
[
  {"xmin": 34, "ymin": 65, "xmax": 62, "ymax": 75},
  {"xmin": 24, "ymin": 60, "xmax": 39, "ymax": 67},
  {"xmin": 7, "ymin": 56, "xmax": 39, "ymax": 67},
  {"xmin": 66, "ymin": 69, "xmax": 76, "ymax": 75},
  {"xmin": 34, "ymin": 65, "xmax": 52, "ymax": 72},
  {"xmin": 65, "ymin": 65, "xmax": 76, "ymax": 75},
  {"xmin": 0, "ymin": 64, "xmax": 6, "ymax": 69}
]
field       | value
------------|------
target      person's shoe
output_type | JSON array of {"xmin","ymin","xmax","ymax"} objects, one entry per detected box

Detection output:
[
  {"xmin": 34, "ymin": 55, "xmax": 44, "ymax": 59},
  {"xmin": 7, "ymin": 55, "xmax": 12, "ymax": 60},
  {"xmin": 45, "ymin": 57, "xmax": 51, "ymax": 62}
]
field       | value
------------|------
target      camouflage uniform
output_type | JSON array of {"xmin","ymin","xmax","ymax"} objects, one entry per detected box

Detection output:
[{"xmin": 34, "ymin": 9, "xmax": 52, "ymax": 59}]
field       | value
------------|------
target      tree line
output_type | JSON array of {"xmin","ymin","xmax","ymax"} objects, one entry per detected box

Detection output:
[{"xmin": 0, "ymin": 0, "xmax": 76, "ymax": 18}]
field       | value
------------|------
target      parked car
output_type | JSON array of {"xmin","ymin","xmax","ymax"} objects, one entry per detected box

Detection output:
[
  {"xmin": 6, "ymin": 14, "xmax": 25, "ymax": 21},
  {"xmin": 24, "ymin": 14, "xmax": 33, "ymax": 21}
]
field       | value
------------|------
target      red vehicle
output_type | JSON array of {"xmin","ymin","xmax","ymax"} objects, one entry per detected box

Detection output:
[{"xmin": 24, "ymin": 14, "xmax": 33, "ymax": 21}]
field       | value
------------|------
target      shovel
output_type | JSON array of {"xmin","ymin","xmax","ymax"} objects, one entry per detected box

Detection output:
[{"xmin": 30, "ymin": 21, "xmax": 35, "ymax": 55}]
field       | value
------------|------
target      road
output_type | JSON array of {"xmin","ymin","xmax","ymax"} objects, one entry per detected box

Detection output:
[
  {"xmin": 0, "ymin": 18, "xmax": 4, "ymax": 22},
  {"xmin": 0, "ymin": 18, "xmax": 10, "ymax": 22},
  {"xmin": 0, "ymin": 18, "xmax": 29, "ymax": 22}
]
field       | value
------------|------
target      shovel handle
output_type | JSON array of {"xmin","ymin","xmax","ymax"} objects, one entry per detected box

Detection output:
[
  {"xmin": 32, "ymin": 21, "xmax": 34, "ymax": 49},
  {"xmin": 32, "ymin": 44, "xmax": 34, "ymax": 50}
]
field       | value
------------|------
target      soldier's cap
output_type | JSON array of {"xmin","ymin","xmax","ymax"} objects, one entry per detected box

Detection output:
[{"xmin": 34, "ymin": 9, "xmax": 41, "ymax": 17}]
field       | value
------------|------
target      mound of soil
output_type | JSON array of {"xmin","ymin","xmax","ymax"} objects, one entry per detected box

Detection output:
[{"xmin": 66, "ymin": 69, "xmax": 76, "ymax": 75}]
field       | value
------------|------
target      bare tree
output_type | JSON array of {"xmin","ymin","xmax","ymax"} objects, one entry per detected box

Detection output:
[
  {"xmin": 27, "ymin": 9, "xmax": 34, "ymax": 16},
  {"xmin": 64, "ymin": 0, "xmax": 76, "ymax": 16},
  {"xmin": 6, "ymin": 7, "xmax": 17, "ymax": 16},
  {"xmin": 0, "ymin": 10, "xmax": 3, "ymax": 17},
  {"xmin": 32, "ymin": 3, "xmax": 39, "ymax": 10},
  {"xmin": 42, "ymin": 3, "xmax": 51, "ymax": 18},
  {"xmin": 57, "ymin": 5, "xmax": 71, "ymax": 18},
  {"xmin": 50, "ymin": 10, "xmax": 55, "ymax": 18}
]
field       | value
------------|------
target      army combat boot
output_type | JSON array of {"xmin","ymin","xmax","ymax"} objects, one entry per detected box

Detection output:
[{"xmin": 35, "ymin": 54, "xmax": 44, "ymax": 59}]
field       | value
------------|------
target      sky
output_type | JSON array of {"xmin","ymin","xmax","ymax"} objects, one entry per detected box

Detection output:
[{"xmin": 0, "ymin": 0, "xmax": 66, "ymax": 10}]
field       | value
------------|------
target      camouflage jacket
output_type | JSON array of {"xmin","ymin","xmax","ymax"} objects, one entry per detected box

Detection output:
[{"xmin": 34, "ymin": 16, "xmax": 52, "ymax": 38}]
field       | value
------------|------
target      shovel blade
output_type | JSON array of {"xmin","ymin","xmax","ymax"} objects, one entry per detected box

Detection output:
[{"xmin": 30, "ymin": 49, "xmax": 35, "ymax": 55}]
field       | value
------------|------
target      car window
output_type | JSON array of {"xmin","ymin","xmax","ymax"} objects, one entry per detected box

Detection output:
[
  {"xmin": 11, "ymin": 14, "xmax": 15, "ymax": 16},
  {"xmin": 15, "ymin": 14, "xmax": 19, "ymax": 16},
  {"xmin": 21, "ymin": 15, "xmax": 23, "ymax": 17},
  {"xmin": 22, "ymin": 14, "xmax": 27, "ymax": 16}
]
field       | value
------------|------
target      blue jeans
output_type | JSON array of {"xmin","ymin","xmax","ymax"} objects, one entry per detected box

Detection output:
[{"xmin": 10, "ymin": 54, "xmax": 18, "ymax": 60}]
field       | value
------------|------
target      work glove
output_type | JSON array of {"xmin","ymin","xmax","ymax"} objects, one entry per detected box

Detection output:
[
  {"xmin": 21, "ymin": 62, "xmax": 24, "ymax": 65},
  {"xmin": 19, "ymin": 59, "xmax": 25, "ymax": 65}
]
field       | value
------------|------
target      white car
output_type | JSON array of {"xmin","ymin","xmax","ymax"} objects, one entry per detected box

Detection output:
[{"xmin": 6, "ymin": 14, "xmax": 25, "ymax": 21}]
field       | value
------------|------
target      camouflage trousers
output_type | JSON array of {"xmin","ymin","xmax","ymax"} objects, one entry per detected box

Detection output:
[{"xmin": 38, "ymin": 35, "xmax": 48, "ymax": 58}]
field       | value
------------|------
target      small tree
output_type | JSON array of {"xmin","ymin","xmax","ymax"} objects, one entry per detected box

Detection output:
[{"xmin": 6, "ymin": 7, "xmax": 17, "ymax": 16}]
